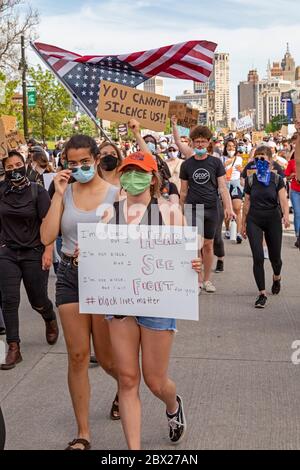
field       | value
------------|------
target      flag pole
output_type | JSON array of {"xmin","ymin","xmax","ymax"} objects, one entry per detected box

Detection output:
[{"xmin": 30, "ymin": 42, "xmax": 112, "ymax": 143}]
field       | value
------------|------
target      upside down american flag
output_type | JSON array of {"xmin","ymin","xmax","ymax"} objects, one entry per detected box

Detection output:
[{"xmin": 31, "ymin": 40, "xmax": 217, "ymax": 123}]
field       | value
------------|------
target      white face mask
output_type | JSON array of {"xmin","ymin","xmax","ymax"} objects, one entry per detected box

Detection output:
[
  {"xmin": 168, "ymin": 151, "xmax": 178, "ymax": 159},
  {"xmin": 227, "ymin": 150, "xmax": 235, "ymax": 158}
]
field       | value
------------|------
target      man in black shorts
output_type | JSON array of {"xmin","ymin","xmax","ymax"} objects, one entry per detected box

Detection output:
[{"xmin": 172, "ymin": 119, "xmax": 234, "ymax": 293}]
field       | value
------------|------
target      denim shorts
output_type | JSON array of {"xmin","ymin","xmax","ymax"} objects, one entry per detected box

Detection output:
[
  {"xmin": 106, "ymin": 315, "xmax": 177, "ymax": 332},
  {"xmin": 56, "ymin": 258, "xmax": 79, "ymax": 307}
]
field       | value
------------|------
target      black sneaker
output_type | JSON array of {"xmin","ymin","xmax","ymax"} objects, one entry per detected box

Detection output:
[
  {"xmin": 236, "ymin": 234, "xmax": 243, "ymax": 244},
  {"xmin": 271, "ymin": 278, "xmax": 281, "ymax": 295},
  {"xmin": 0, "ymin": 327, "xmax": 6, "ymax": 335},
  {"xmin": 166, "ymin": 395, "xmax": 187, "ymax": 444},
  {"xmin": 255, "ymin": 294, "xmax": 267, "ymax": 308},
  {"xmin": 295, "ymin": 238, "xmax": 300, "ymax": 249},
  {"xmin": 215, "ymin": 260, "xmax": 224, "ymax": 273}
]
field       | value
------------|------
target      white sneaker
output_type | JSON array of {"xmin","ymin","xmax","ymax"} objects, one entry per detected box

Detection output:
[
  {"xmin": 263, "ymin": 246, "xmax": 269, "ymax": 259},
  {"xmin": 203, "ymin": 281, "xmax": 216, "ymax": 293},
  {"xmin": 224, "ymin": 231, "xmax": 230, "ymax": 239}
]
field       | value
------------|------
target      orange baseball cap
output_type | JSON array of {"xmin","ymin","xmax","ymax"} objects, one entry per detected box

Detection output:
[{"xmin": 118, "ymin": 151, "xmax": 158, "ymax": 173}]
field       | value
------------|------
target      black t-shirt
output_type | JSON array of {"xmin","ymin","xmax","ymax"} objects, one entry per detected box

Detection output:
[
  {"xmin": 48, "ymin": 176, "xmax": 75, "ymax": 199},
  {"xmin": 180, "ymin": 155, "xmax": 226, "ymax": 208},
  {"xmin": 0, "ymin": 182, "xmax": 51, "ymax": 248},
  {"xmin": 244, "ymin": 173, "xmax": 285, "ymax": 211},
  {"xmin": 241, "ymin": 161, "xmax": 285, "ymax": 179}
]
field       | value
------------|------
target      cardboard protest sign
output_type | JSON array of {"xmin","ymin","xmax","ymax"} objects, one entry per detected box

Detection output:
[
  {"xmin": 97, "ymin": 80, "xmax": 170, "ymax": 132},
  {"xmin": 0, "ymin": 115, "xmax": 17, "ymax": 134},
  {"xmin": 295, "ymin": 104, "xmax": 300, "ymax": 122},
  {"xmin": 78, "ymin": 223, "xmax": 198, "ymax": 320},
  {"xmin": 168, "ymin": 101, "xmax": 199, "ymax": 128},
  {"xmin": 252, "ymin": 131, "xmax": 265, "ymax": 145},
  {"xmin": 5, "ymin": 130, "xmax": 26, "ymax": 150},
  {"xmin": 0, "ymin": 119, "xmax": 8, "ymax": 159}
]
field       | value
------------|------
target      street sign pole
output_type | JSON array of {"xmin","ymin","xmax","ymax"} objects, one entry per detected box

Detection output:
[{"xmin": 21, "ymin": 35, "xmax": 29, "ymax": 141}]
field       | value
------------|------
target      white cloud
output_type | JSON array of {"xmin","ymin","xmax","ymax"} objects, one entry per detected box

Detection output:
[{"xmin": 27, "ymin": 1, "xmax": 300, "ymax": 118}]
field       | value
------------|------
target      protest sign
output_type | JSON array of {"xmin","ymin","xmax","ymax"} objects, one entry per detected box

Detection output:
[
  {"xmin": 168, "ymin": 101, "xmax": 199, "ymax": 128},
  {"xmin": 43, "ymin": 173, "xmax": 56, "ymax": 191},
  {"xmin": 0, "ymin": 120, "xmax": 8, "ymax": 159},
  {"xmin": 252, "ymin": 131, "xmax": 265, "ymax": 145},
  {"xmin": 295, "ymin": 103, "xmax": 300, "ymax": 122},
  {"xmin": 236, "ymin": 116, "xmax": 253, "ymax": 131},
  {"xmin": 5, "ymin": 130, "xmax": 26, "ymax": 150},
  {"xmin": 78, "ymin": 223, "xmax": 198, "ymax": 320},
  {"xmin": 118, "ymin": 124, "xmax": 128, "ymax": 136},
  {"xmin": 97, "ymin": 80, "xmax": 170, "ymax": 132},
  {"xmin": 0, "ymin": 116, "xmax": 25, "ymax": 158},
  {"xmin": 0, "ymin": 115, "xmax": 17, "ymax": 134}
]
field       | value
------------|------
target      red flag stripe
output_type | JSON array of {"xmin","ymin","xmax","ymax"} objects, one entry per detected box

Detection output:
[
  {"xmin": 186, "ymin": 48, "xmax": 214, "ymax": 65},
  {"xmin": 139, "ymin": 41, "xmax": 203, "ymax": 77},
  {"xmin": 128, "ymin": 45, "xmax": 175, "ymax": 70},
  {"xmin": 175, "ymin": 59, "xmax": 213, "ymax": 77},
  {"xmin": 34, "ymin": 42, "xmax": 81, "ymax": 58},
  {"xmin": 167, "ymin": 64, "xmax": 210, "ymax": 82}
]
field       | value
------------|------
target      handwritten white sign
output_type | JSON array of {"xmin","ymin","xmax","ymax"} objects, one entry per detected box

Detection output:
[
  {"xmin": 43, "ymin": 172, "xmax": 56, "ymax": 191},
  {"xmin": 78, "ymin": 223, "xmax": 199, "ymax": 320}
]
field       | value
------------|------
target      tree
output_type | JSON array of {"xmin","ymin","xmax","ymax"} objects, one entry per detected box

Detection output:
[
  {"xmin": 0, "ymin": 1, "xmax": 39, "ymax": 73},
  {"xmin": 27, "ymin": 65, "xmax": 72, "ymax": 141},
  {"xmin": 0, "ymin": 73, "xmax": 22, "ymax": 121},
  {"xmin": 265, "ymin": 114, "xmax": 288, "ymax": 133},
  {"xmin": 61, "ymin": 114, "xmax": 97, "ymax": 139}
]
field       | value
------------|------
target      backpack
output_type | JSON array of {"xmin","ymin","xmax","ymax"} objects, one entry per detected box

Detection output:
[
  {"xmin": 247, "ymin": 172, "xmax": 281, "ymax": 189},
  {"xmin": 0, "ymin": 181, "xmax": 39, "ymax": 205}
]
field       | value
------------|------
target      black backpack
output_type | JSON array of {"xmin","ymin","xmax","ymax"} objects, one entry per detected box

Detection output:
[{"xmin": 247, "ymin": 172, "xmax": 281, "ymax": 189}]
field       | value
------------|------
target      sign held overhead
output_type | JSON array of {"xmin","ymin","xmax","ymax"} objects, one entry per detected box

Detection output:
[{"xmin": 97, "ymin": 80, "xmax": 170, "ymax": 132}]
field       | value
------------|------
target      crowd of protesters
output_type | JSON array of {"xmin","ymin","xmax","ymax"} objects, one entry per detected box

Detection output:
[{"xmin": 0, "ymin": 117, "xmax": 299, "ymax": 450}]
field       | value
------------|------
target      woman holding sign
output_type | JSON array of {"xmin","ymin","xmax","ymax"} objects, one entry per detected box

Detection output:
[
  {"xmin": 106, "ymin": 151, "xmax": 201, "ymax": 450},
  {"xmin": 41, "ymin": 135, "xmax": 120, "ymax": 450}
]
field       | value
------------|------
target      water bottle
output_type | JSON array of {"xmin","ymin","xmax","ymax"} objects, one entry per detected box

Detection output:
[{"xmin": 230, "ymin": 219, "xmax": 237, "ymax": 243}]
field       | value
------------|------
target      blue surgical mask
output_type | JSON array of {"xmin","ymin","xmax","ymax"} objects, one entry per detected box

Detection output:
[
  {"xmin": 195, "ymin": 148, "xmax": 207, "ymax": 157},
  {"xmin": 72, "ymin": 165, "xmax": 96, "ymax": 183},
  {"xmin": 146, "ymin": 142, "xmax": 156, "ymax": 154}
]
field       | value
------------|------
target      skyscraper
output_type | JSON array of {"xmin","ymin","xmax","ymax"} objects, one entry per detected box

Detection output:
[
  {"xmin": 143, "ymin": 77, "xmax": 164, "ymax": 95},
  {"xmin": 212, "ymin": 53, "xmax": 230, "ymax": 126},
  {"xmin": 281, "ymin": 43, "xmax": 296, "ymax": 82}
]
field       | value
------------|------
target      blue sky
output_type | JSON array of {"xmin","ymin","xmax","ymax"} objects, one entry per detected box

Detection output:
[{"xmin": 26, "ymin": 0, "xmax": 300, "ymax": 117}]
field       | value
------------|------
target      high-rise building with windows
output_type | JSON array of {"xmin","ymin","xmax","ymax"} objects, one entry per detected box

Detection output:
[
  {"xmin": 143, "ymin": 77, "xmax": 164, "ymax": 95},
  {"xmin": 213, "ymin": 53, "xmax": 230, "ymax": 126}
]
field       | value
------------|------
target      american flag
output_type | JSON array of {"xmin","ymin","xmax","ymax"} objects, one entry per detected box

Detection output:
[{"xmin": 31, "ymin": 40, "xmax": 217, "ymax": 121}]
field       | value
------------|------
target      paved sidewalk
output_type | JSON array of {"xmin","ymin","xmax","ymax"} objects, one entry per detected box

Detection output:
[{"xmin": 1, "ymin": 230, "xmax": 300, "ymax": 450}]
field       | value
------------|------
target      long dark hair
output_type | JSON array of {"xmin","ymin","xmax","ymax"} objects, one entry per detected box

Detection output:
[{"xmin": 223, "ymin": 139, "xmax": 237, "ymax": 157}]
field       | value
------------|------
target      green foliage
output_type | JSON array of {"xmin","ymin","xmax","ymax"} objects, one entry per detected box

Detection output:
[
  {"xmin": 265, "ymin": 114, "xmax": 288, "ymax": 133},
  {"xmin": 27, "ymin": 65, "xmax": 72, "ymax": 141},
  {"xmin": 0, "ymin": 74, "xmax": 23, "ymax": 127},
  {"xmin": 61, "ymin": 114, "xmax": 97, "ymax": 139}
]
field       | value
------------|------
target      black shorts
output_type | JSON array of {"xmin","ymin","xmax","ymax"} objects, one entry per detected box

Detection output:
[
  {"xmin": 229, "ymin": 184, "xmax": 243, "ymax": 201},
  {"xmin": 187, "ymin": 205, "xmax": 219, "ymax": 240},
  {"xmin": 56, "ymin": 257, "xmax": 79, "ymax": 307}
]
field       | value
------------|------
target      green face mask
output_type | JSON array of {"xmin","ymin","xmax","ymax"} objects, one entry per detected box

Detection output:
[{"xmin": 120, "ymin": 170, "xmax": 152, "ymax": 196}]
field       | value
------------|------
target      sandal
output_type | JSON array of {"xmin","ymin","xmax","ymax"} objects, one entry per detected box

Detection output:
[
  {"xmin": 65, "ymin": 438, "xmax": 91, "ymax": 450},
  {"xmin": 110, "ymin": 393, "xmax": 120, "ymax": 420}
]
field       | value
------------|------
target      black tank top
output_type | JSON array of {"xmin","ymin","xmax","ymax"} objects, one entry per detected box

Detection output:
[{"xmin": 111, "ymin": 198, "xmax": 164, "ymax": 226}]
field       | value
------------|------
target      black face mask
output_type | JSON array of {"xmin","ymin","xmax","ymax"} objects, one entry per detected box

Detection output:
[
  {"xmin": 5, "ymin": 166, "xmax": 26, "ymax": 183},
  {"xmin": 100, "ymin": 155, "xmax": 118, "ymax": 171}
]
